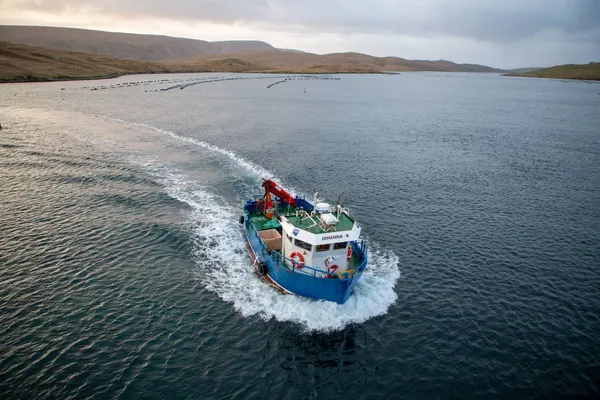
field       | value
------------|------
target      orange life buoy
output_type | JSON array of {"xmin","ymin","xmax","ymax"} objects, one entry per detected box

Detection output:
[
  {"xmin": 347, "ymin": 246, "xmax": 352, "ymax": 261},
  {"xmin": 290, "ymin": 251, "xmax": 304, "ymax": 268}
]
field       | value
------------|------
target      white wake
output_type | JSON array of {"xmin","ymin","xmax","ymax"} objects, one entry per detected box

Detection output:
[
  {"xmin": 111, "ymin": 118, "xmax": 277, "ymax": 185},
  {"xmin": 126, "ymin": 123, "xmax": 401, "ymax": 332}
]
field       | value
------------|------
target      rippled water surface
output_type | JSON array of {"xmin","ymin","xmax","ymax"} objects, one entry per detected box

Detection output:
[{"xmin": 1, "ymin": 73, "xmax": 599, "ymax": 399}]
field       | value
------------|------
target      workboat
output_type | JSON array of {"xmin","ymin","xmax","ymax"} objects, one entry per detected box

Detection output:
[{"xmin": 241, "ymin": 179, "xmax": 368, "ymax": 304}]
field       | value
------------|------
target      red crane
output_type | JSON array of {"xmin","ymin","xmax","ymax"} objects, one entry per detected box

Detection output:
[{"xmin": 262, "ymin": 179, "xmax": 296, "ymax": 211}]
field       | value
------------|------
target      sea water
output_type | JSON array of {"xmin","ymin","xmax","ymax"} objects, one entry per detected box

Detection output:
[{"xmin": 1, "ymin": 73, "xmax": 598, "ymax": 399}]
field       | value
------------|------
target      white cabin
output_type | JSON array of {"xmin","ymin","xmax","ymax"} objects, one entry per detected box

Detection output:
[{"xmin": 277, "ymin": 205, "xmax": 361, "ymax": 275}]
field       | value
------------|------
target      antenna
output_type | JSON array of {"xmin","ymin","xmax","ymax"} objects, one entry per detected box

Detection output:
[{"xmin": 336, "ymin": 192, "xmax": 344, "ymax": 217}]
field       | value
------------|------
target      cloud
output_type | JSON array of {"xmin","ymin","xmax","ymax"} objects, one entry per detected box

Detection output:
[
  {"xmin": 7, "ymin": 0, "xmax": 600, "ymax": 42},
  {"xmin": 2, "ymin": 0, "xmax": 599, "ymax": 67}
]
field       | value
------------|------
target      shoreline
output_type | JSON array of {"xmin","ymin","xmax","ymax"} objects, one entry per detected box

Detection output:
[
  {"xmin": 0, "ymin": 70, "xmax": 515, "ymax": 84},
  {"xmin": 0, "ymin": 69, "xmax": 393, "ymax": 84},
  {"xmin": 504, "ymin": 73, "xmax": 600, "ymax": 82},
  {"xmin": 503, "ymin": 63, "xmax": 600, "ymax": 82},
  {"xmin": 9, "ymin": 70, "xmax": 597, "ymax": 85}
]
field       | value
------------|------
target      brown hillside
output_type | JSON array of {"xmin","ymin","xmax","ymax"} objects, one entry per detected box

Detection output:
[
  {"xmin": 0, "ymin": 25, "xmax": 275, "ymax": 61},
  {"xmin": 0, "ymin": 42, "xmax": 375, "ymax": 82},
  {"xmin": 0, "ymin": 41, "xmax": 504, "ymax": 83},
  {"xmin": 0, "ymin": 41, "xmax": 166, "ymax": 82},
  {"xmin": 167, "ymin": 50, "xmax": 503, "ymax": 73},
  {"xmin": 505, "ymin": 63, "xmax": 600, "ymax": 81},
  {"xmin": 1, "ymin": 25, "xmax": 503, "ymax": 73}
]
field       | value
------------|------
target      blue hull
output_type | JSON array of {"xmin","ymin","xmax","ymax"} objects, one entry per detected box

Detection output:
[{"xmin": 243, "ymin": 206, "xmax": 368, "ymax": 304}]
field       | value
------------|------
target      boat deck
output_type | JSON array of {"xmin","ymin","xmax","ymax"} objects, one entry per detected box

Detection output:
[
  {"xmin": 248, "ymin": 213, "xmax": 282, "ymax": 231},
  {"xmin": 246, "ymin": 208, "xmax": 363, "ymax": 274},
  {"xmin": 283, "ymin": 211, "xmax": 355, "ymax": 234},
  {"xmin": 271, "ymin": 201, "xmax": 355, "ymax": 234}
]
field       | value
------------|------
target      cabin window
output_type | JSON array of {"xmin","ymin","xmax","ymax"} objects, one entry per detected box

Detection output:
[
  {"xmin": 286, "ymin": 233, "xmax": 292, "ymax": 243},
  {"xmin": 294, "ymin": 239, "xmax": 312, "ymax": 252},
  {"xmin": 333, "ymin": 241, "xmax": 348, "ymax": 250},
  {"xmin": 316, "ymin": 244, "xmax": 330, "ymax": 252}
]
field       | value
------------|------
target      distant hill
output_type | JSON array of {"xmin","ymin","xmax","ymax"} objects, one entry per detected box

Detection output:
[
  {"xmin": 276, "ymin": 48, "xmax": 307, "ymax": 54},
  {"xmin": 167, "ymin": 51, "xmax": 504, "ymax": 73},
  {"xmin": 0, "ymin": 42, "xmax": 505, "ymax": 82},
  {"xmin": 0, "ymin": 25, "xmax": 276, "ymax": 61},
  {"xmin": 0, "ymin": 25, "xmax": 503, "ymax": 73},
  {"xmin": 0, "ymin": 43, "xmax": 375, "ymax": 81},
  {"xmin": 0, "ymin": 41, "xmax": 166, "ymax": 82},
  {"xmin": 0, "ymin": 32, "xmax": 505, "ymax": 82},
  {"xmin": 506, "ymin": 62, "xmax": 600, "ymax": 81},
  {"xmin": 508, "ymin": 67, "xmax": 544, "ymax": 74}
]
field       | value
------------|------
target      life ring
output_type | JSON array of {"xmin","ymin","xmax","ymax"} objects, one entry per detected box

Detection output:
[
  {"xmin": 347, "ymin": 246, "xmax": 352, "ymax": 261},
  {"xmin": 290, "ymin": 251, "xmax": 304, "ymax": 268},
  {"xmin": 326, "ymin": 264, "xmax": 338, "ymax": 278}
]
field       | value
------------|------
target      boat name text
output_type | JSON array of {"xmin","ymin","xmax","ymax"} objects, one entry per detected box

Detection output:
[{"xmin": 321, "ymin": 234, "xmax": 344, "ymax": 241}]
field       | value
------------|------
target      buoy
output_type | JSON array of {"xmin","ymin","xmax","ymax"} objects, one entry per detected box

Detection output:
[{"xmin": 290, "ymin": 251, "xmax": 305, "ymax": 268}]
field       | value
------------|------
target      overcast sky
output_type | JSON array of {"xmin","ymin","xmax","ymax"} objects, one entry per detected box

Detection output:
[{"xmin": 1, "ymin": 0, "xmax": 599, "ymax": 68}]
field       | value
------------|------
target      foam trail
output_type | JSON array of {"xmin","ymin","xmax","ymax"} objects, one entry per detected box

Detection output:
[
  {"xmin": 136, "ymin": 157, "xmax": 401, "ymax": 332},
  {"xmin": 109, "ymin": 118, "xmax": 276, "ymax": 182}
]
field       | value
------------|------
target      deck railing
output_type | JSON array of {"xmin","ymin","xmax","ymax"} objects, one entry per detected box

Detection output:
[
  {"xmin": 269, "ymin": 243, "xmax": 368, "ymax": 279},
  {"xmin": 245, "ymin": 204, "xmax": 368, "ymax": 279}
]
